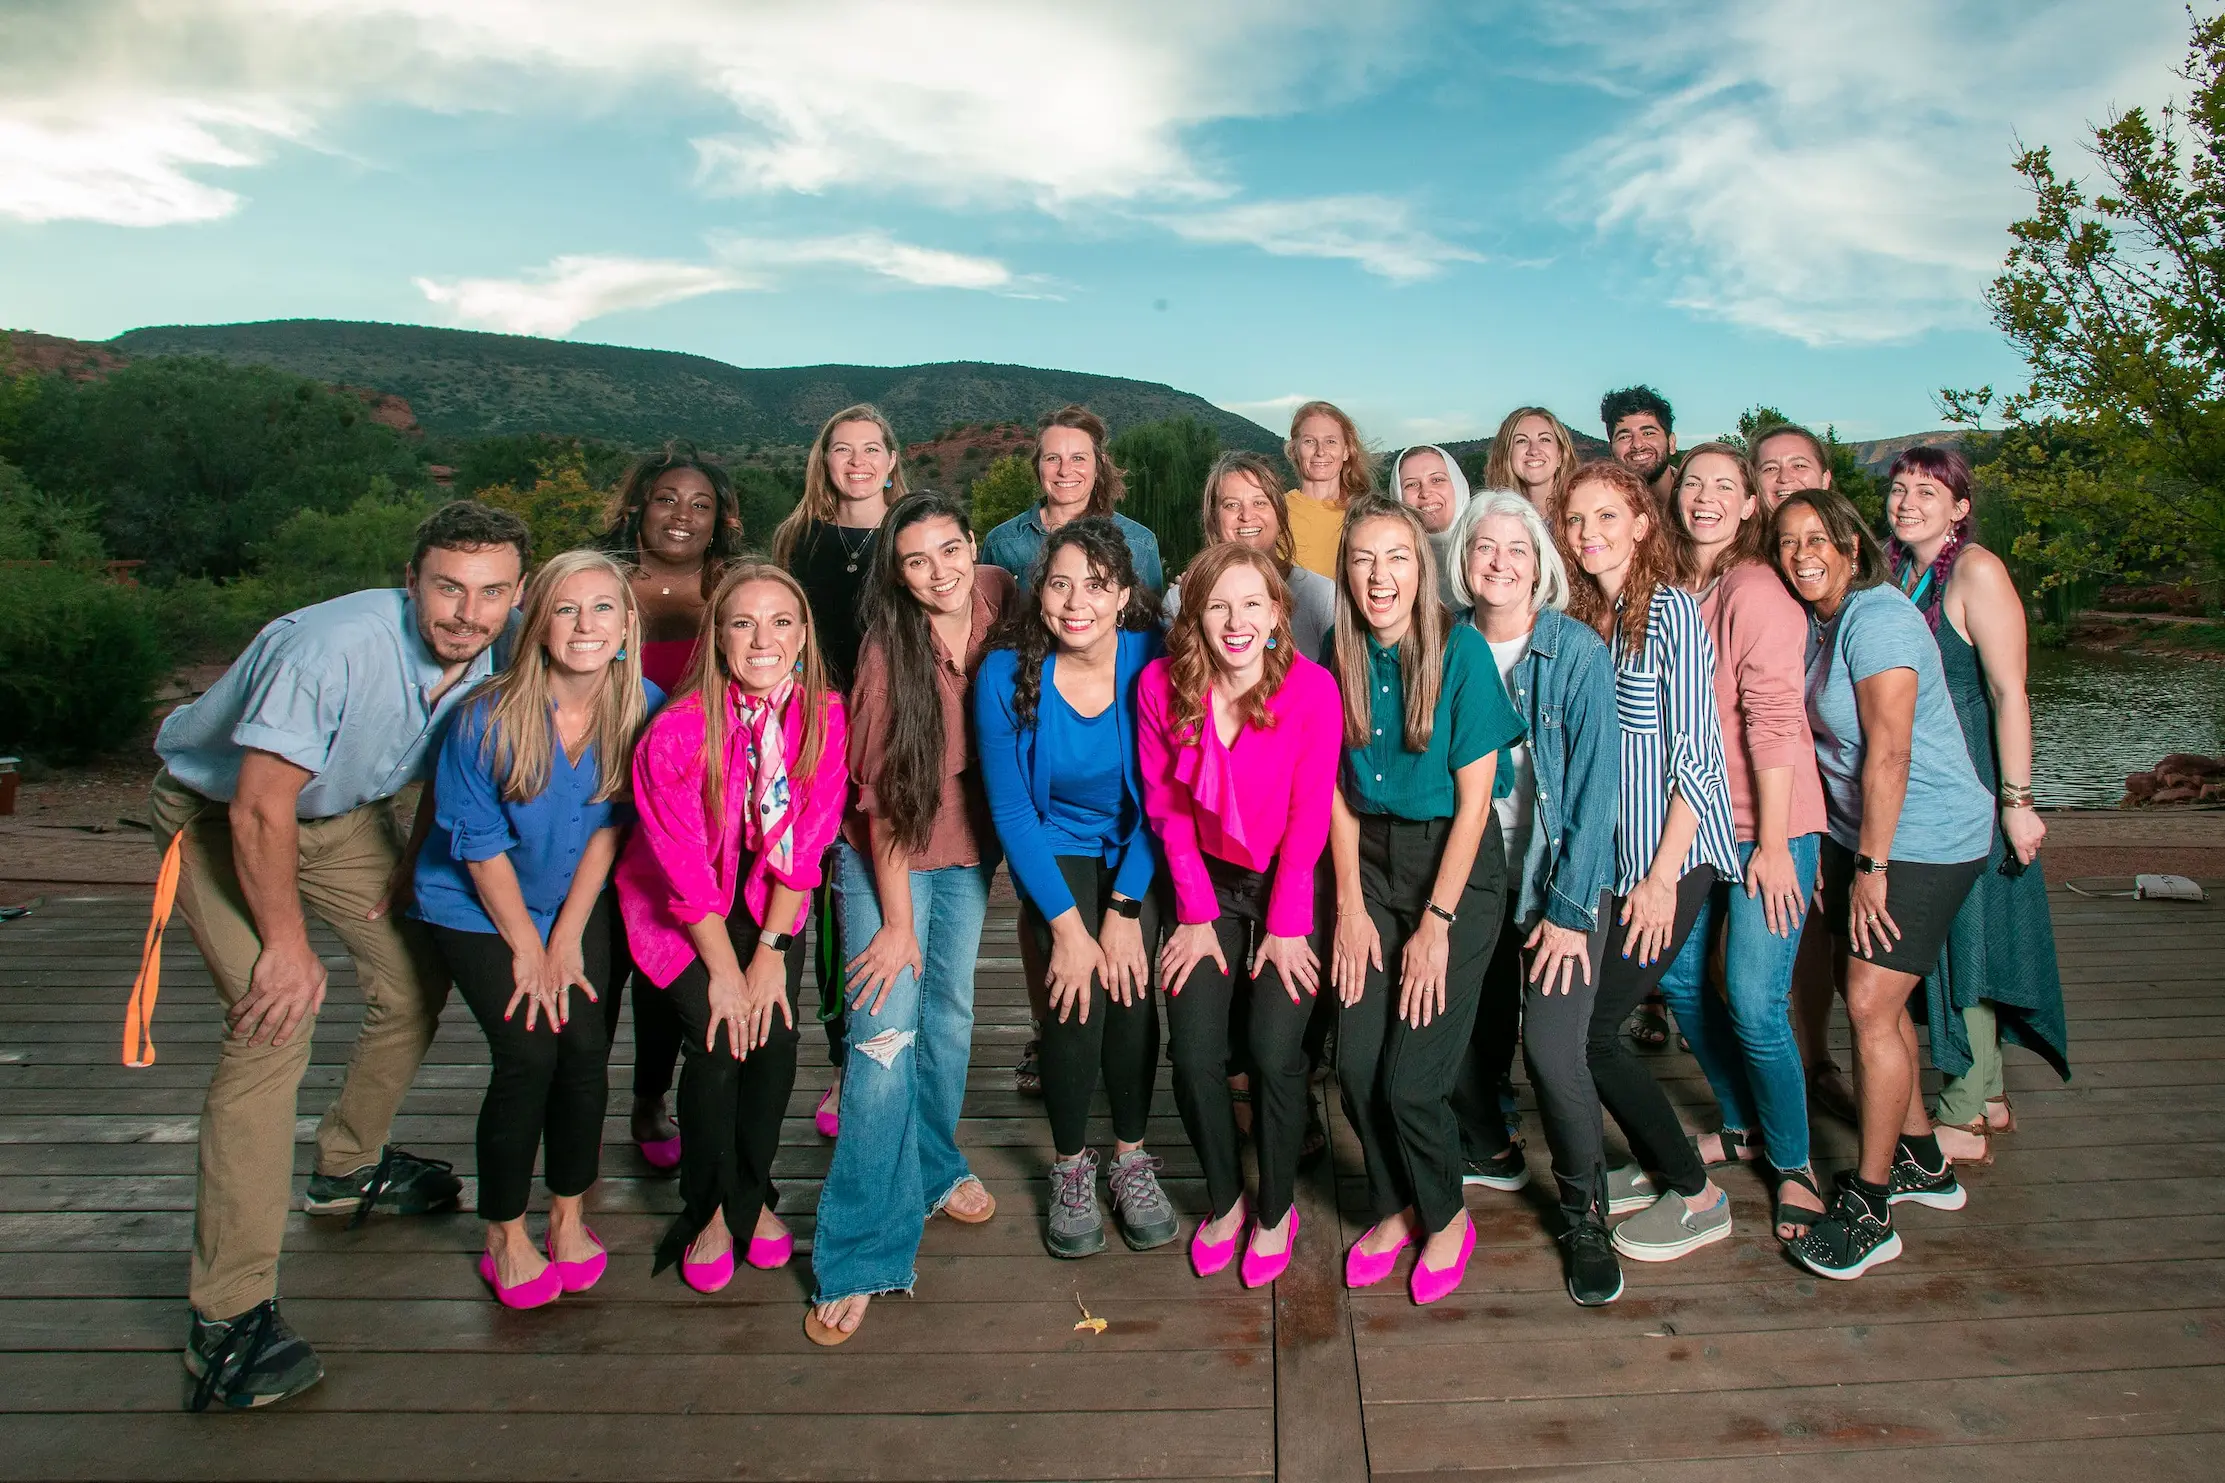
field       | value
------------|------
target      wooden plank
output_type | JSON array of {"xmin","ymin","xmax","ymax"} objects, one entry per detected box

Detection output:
[{"xmin": 1272, "ymin": 1133, "xmax": 1368, "ymax": 1482}]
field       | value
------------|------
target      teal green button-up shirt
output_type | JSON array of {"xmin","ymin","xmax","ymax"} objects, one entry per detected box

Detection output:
[{"xmin": 1341, "ymin": 623, "xmax": 1524, "ymax": 820}]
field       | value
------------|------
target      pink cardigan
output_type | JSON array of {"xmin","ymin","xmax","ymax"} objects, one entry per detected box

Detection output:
[
  {"xmin": 1698, "ymin": 562, "xmax": 1828, "ymax": 844},
  {"xmin": 615, "ymin": 686, "xmax": 850, "ymax": 988},
  {"xmin": 1136, "ymin": 653, "xmax": 1342, "ymax": 940}
]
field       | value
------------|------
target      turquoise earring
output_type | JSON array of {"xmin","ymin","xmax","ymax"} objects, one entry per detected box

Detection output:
[
  {"xmin": 1267, "ymin": 635, "xmax": 1278, "ymax": 649},
  {"xmin": 616, "ymin": 646, "xmax": 627, "ymax": 661}
]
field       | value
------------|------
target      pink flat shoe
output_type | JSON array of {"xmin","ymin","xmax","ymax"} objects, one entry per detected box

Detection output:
[
  {"xmin": 1344, "ymin": 1223, "xmax": 1411, "ymax": 1289},
  {"xmin": 1240, "ymin": 1208, "xmax": 1298, "ymax": 1289},
  {"xmin": 681, "ymin": 1246, "xmax": 734, "ymax": 1294},
  {"xmin": 745, "ymin": 1230, "xmax": 793, "ymax": 1270},
  {"xmin": 814, "ymin": 1087, "xmax": 840, "ymax": 1139},
  {"xmin": 478, "ymin": 1250, "xmax": 562, "ymax": 1310},
  {"xmin": 1409, "ymin": 1219, "xmax": 1476, "ymax": 1306},
  {"xmin": 1190, "ymin": 1207, "xmax": 1245, "ymax": 1278},
  {"xmin": 545, "ymin": 1226, "xmax": 607, "ymax": 1293},
  {"xmin": 638, "ymin": 1134, "xmax": 682, "ymax": 1170}
]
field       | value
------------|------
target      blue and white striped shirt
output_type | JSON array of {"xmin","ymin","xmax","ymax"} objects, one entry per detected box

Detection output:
[{"xmin": 1610, "ymin": 584, "xmax": 1741, "ymax": 895}]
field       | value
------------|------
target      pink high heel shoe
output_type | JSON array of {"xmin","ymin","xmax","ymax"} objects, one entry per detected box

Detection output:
[
  {"xmin": 745, "ymin": 1230, "xmax": 794, "ymax": 1270},
  {"xmin": 1409, "ymin": 1218, "xmax": 1476, "ymax": 1306},
  {"xmin": 1344, "ymin": 1222, "xmax": 1411, "ymax": 1289},
  {"xmin": 1240, "ymin": 1208, "xmax": 1298, "ymax": 1289},
  {"xmin": 479, "ymin": 1250, "xmax": 562, "ymax": 1310},
  {"xmin": 637, "ymin": 1134, "xmax": 682, "ymax": 1170},
  {"xmin": 1190, "ymin": 1202, "xmax": 1247, "ymax": 1278},
  {"xmin": 545, "ymin": 1226, "xmax": 607, "ymax": 1293},
  {"xmin": 681, "ymin": 1243, "xmax": 735, "ymax": 1294},
  {"xmin": 815, "ymin": 1087, "xmax": 840, "ymax": 1139}
]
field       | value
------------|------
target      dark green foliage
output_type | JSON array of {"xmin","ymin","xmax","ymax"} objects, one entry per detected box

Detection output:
[
  {"xmin": 445, "ymin": 432, "xmax": 630, "ymax": 497},
  {"xmin": 2, "ymin": 357, "xmax": 428, "ymax": 578},
  {"xmin": 967, "ymin": 454, "xmax": 1038, "ymax": 535},
  {"xmin": 730, "ymin": 464, "xmax": 801, "ymax": 553},
  {"xmin": 0, "ymin": 458, "xmax": 104, "ymax": 564},
  {"xmin": 250, "ymin": 485, "xmax": 435, "ymax": 602},
  {"xmin": 108, "ymin": 320, "xmax": 1283, "ymax": 453},
  {"xmin": 0, "ymin": 564, "xmax": 168, "ymax": 759},
  {"xmin": 1110, "ymin": 416, "xmax": 1220, "ymax": 577}
]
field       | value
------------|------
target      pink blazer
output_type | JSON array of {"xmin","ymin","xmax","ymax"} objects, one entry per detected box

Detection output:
[{"xmin": 615, "ymin": 686, "xmax": 850, "ymax": 988}]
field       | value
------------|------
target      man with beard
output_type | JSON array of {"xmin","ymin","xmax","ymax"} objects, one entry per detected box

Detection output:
[
  {"xmin": 1601, "ymin": 386, "xmax": 1678, "ymax": 503},
  {"xmin": 148, "ymin": 501, "xmax": 528, "ymax": 1411}
]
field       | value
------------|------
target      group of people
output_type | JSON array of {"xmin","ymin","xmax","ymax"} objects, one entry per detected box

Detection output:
[{"xmin": 146, "ymin": 385, "xmax": 2068, "ymax": 1411}]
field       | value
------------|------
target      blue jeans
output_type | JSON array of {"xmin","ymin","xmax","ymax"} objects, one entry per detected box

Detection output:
[
  {"xmin": 810, "ymin": 840, "xmax": 991, "ymax": 1302},
  {"xmin": 1654, "ymin": 833, "xmax": 1819, "ymax": 1173}
]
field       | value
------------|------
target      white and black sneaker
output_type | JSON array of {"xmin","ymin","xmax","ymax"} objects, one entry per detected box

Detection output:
[
  {"xmin": 1789, "ymin": 1176, "xmax": 1902, "ymax": 1281},
  {"xmin": 1461, "ymin": 1142, "xmax": 1530, "ymax": 1191},
  {"xmin": 1887, "ymin": 1143, "xmax": 1967, "ymax": 1210}
]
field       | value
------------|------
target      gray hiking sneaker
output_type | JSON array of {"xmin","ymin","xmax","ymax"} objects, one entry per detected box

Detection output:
[
  {"xmin": 183, "ymin": 1299, "xmax": 323, "ymax": 1411},
  {"xmin": 303, "ymin": 1146, "xmax": 461, "ymax": 1228},
  {"xmin": 1610, "ymin": 1187, "xmax": 1733, "ymax": 1263},
  {"xmin": 1046, "ymin": 1150, "xmax": 1106, "ymax": 1258},
  {"xmin": 1106, "ymin": 1149, "xmax": 1179, "ymax": 1250},
  {"xmin": 1605, "ymin": 1163, "xmax": 1657, "ymax": 1215}
]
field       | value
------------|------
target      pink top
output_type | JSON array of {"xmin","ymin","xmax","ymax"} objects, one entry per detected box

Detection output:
[
  {"xmin": 615, "ymin": 685, "xmax": 850, "ymax": 987},
  {"xmin": 1136, "ymin": 652, "xmax": 1342, "ymax": 939},
  {"xmin": 1697, "ymin": 561, "xmax": 1828, "ymax": 844}
]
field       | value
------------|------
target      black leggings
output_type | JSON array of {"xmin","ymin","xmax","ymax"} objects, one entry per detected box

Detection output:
[
  {"xmin": 1023, "ymin": 856, "xmax": 1161, "ymax": 1157},
  {"xmin": 1586, "ymin": 867, "xmax": 1716, "ymax": 1198},
  {"xmin": 655, "ymin": 910, "xmax": 807, "ymax": 1271},
  {"xmin": 432, "ymin": 896, "xmax": 614, "ymax": 1225},
  {"xmin": 1337, "ymin": 815, "xmax": 1507, "ymax": 1235},
  {"xmin": 1165, "ymin": 859, "xmax": 1315, "ymax": 1226},
  {"xmin": 599, "ymin": 894, "xmax": 683, "ymax": 1104}
]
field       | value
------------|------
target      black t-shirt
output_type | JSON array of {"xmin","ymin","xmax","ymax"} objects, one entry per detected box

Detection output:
[{"xmin": 786, "ymin": 519, "xmax": 878, "ymax": 688}]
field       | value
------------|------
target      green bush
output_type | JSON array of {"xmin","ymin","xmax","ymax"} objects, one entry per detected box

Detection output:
[
  {"xmin": 0, "ymin": 457, "xmax": 105, "ymax": 564},
  {"xmin": 249, "ymin": 484, "xmax": 434, "ymax": 606},
  {"xmin": 1111, "ymin": 416, "xmax": 1220, "ymax": 577},
  {"xmin": 0, "ymin": 564, "xmax": 168, "ymax": 759},
  {"xmin": 967, "ymin": 454, "xmax": 1037, "ymax": 536}
]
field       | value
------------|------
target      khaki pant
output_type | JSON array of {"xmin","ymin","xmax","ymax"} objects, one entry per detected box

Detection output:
[
  {"xmin": 1934, "ymin": 1001, "xmax": 2004, "ymax": 1126},
  {"xmin": 148, "ymin": 770, "xmax": 450, "ymax": 1320}
]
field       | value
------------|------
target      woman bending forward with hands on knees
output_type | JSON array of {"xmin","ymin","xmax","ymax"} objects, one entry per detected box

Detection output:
[
  {"xmin": 413, "ymin": 552, "xmax": 660, "ymax": 1308},
  {"xmin": 614, "ymin": 565, "xmax": 848, "ymax": 1291},
  {"xmin": 1443, "ymin": 491, "xmax": 1628, "ymax": 1306},
  {"xmin": 1329, "ymin": 497, "xmax": 1524, "ymax": 1306},
  {"xmin": 1774, "ymin": 490, "xmax": 1994, "ymax": 1280},
  {"xmin": 1884, "ymin": 449, "xmax": 2070, "ymax": 1164},
  {"xmin": 1139, "ymin": 543, "xmax": 1342, "ymax": 1286},
  {"xmin": 976, "ymin": 519, "xmax": 1180, "ymax": 1259},
  {"xmin": 1559, "ymin": 459, "xmax": 1744, "ymax": 1268}
]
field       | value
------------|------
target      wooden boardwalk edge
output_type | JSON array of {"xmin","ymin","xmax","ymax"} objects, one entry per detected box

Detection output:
[{"xmin": 1274, "ymin": 1132, "xmax": 1368, "ymax": 1480}]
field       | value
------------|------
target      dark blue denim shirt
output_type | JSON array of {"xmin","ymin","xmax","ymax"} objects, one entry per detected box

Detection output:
[{"xmin": 1475, "ymin": 606, "xmax": 1621, "ymax": 933}]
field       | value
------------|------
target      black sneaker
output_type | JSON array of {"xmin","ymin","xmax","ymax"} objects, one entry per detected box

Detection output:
[
  {"xmin": 1557, "ymin": 1218, "xmax": 1623, "ymax": 1306},
  {"xmin": 303, "ymin": 1146, "xmax": 461, "ymax": 1227},
  {"xmin": 1461, "ymin": 1142, "xmax": 1531, "ymax": 1192},
  {"xmin": 1788, "ymin": 1177, "xmax": 1902, "ymax": 1281},
  {"xmin": 1888, "ymin": 1146, "xmax": 1968, "ymax": 1210},
  {"xmin": 182, "ymin": 1299, "xmax": 323, "ymax": 1411}
]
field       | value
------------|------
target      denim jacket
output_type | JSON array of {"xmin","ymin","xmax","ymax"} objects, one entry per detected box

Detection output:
[{"xmin": 1477, "ymin": 606, "xmax": 1621, "ymax": 933}]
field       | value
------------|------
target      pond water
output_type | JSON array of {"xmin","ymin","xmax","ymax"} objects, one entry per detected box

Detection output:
[{"xmin": 2028, "ymin": 647, "xmax": 2225, "ymax": 807}]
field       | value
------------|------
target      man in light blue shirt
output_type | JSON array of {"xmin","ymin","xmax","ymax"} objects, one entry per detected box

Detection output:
[{"xmin": 149, "ymin": 501, "xmax": 528, "ymax": 1412}]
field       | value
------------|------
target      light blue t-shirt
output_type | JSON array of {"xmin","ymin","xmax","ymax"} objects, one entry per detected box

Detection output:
[
  {"xmin": 1804, "ymin": 584, "xmax": 1993, "ymax": 864},
  {"xmin": 155, "ymin": 589, "xmax": 517, "ymax": 820}
]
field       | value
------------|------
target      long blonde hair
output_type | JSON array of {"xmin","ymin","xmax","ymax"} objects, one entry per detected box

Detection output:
[
  {"xmin": 678, "ymin": 562, "xmax": 831, "ymax": 830},
  {"xmin": 1331, "ymin": 495, "xmax": 1449, "ymax": 751},
  {"xmin": 1285, "ymin": 400, "xmax": 1374, "ymax": 507},
  {"xmin": 476, "ymin": 551, "xmax": 648, "ymax": 804},
  {"xmin": 1483, "ymin": 406, "xmax": 1579, "ymax": 519},
  {"xmin": 772, "ymin": 404, "xmax": 908, "ymax": 565}
]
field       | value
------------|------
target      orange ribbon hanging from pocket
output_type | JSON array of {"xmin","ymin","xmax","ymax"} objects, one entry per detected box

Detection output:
[{"xmin": 123, "ymin": 832, "xmax": 184, "ymax": 1068}]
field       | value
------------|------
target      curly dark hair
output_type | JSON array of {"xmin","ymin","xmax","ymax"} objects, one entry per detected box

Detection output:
[
  {"xmin": 859, "ymin": 491, "xmax": 975, "ymax": 854},
  {"xmin": 411, "ymin": 500, "xmax": 531, "ymax": 572},
  {"xmin": 595, "ymin": 442, "xmax": 747, "ymax": 597},
  {"xmin": 1600, "ymin": 385, "xmax": 1674, "ymax": 438},
  {"xmin": 990, "ymin": 516, "xmax": 1157, "ymax": 731}
]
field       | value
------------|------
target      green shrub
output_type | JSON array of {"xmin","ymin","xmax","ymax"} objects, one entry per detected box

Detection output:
[
  {"xmin": 0, "ymin": 458, "xmax": 105, "ymax": 565},
  {"xmin": 967, "ymin": 454, "xmax": 1038, "ymax": 535},
  {"xmin": 249, "ymin": 484, "xmax": 434, "ymax": 605},
  {"xmin": 0, "ymin": 564, "xmax": 168, "ymax": 759},
  {"xmin": 1110, "ymin": 416, "xmax": 1220, "ymax": 577}
]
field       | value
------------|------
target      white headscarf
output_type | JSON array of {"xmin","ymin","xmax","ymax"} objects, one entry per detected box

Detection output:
[{"xmin": 1392, "ymin": 444, "xmax": 1473, "ymax": 609}]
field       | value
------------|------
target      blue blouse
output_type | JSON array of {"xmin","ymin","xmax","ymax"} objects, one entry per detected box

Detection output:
[{"xmin": 410, "ymin": 681, "xmax": 664, "ymax": 937}]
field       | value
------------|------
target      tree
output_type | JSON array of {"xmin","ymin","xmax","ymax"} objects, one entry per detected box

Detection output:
[
  {"xmin": 0, "ymin": 457, "xmax": 104, "ymax": 565},
  {"xmin": 1109, "ymin": 416, "xmax": 1220, "ymax": 576},
  {"xmin": 967, "ymin": 454, "xmax": 1038, "ymax": 536},
  {"xmin": 477, "ymin": 452, "xmax": 612, "ymax": 564}
]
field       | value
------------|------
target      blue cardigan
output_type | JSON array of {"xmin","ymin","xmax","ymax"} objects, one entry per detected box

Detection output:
[{"xmin": 974, "ymin": 628, "xmax": 1161, "ymax": 920}]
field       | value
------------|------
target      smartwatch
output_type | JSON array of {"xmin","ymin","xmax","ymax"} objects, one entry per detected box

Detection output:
[
  {"xmin": 764, "ymin": 930, "xmax": 797, "ymax": 953},
  {"xmin": 1107, "ymin": 895, "xmax": 1144, "ymax": 920},
  {"xmin": 1854, "ymin": 855, "xmax": 1889, "ymax": 877}
]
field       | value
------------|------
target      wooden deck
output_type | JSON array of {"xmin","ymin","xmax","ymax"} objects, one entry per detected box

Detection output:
[{"xmin": 0, "ymin": 879, "xmax": 2220, "ymax": 1480}]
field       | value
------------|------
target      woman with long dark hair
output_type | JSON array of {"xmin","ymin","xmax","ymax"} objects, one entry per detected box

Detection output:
[
  {"xmin": 976, "ymin": 518, "xmax": 1179, "ymax": 1259},
  {"xmin": 1883, "ymin": 447, "xmax": 2069, "ymax": 1161},
  {"xmin": 1773, "ymin": 490, "xmax": 1993, "ymax": 1279},
  {"xmin": 614, "ymin": 564, "xmax": 849, "ymax": 1291},
  {"xmin": 1559, "ymin": 458, "xmax": 1742, "ymax": 1268},
  {"xmin": 412, "ymin": 552, "xmax": 657, "ymax": 1307},
  {"xmin": 1139, "ymin": 542, "xmax": 1341, "ymax": 1285},
  {"xmin": 1329, "ymin": 496, "xmax": 1522, "ymax": 1306},
  {"xmin": 807, "ymin": 494, "xmax": 1009, "ymax": 1346}
]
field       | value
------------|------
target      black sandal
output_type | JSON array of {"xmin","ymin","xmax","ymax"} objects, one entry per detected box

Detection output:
[{"xmin": 1773, "ymin": 1164, "xmax": 1826, "ymax": 1242}]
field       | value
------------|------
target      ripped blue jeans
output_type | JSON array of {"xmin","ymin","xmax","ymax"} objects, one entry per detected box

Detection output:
[{"xmin": 810, "ymin": 840, "xmax": 992, "ymax": 1302}]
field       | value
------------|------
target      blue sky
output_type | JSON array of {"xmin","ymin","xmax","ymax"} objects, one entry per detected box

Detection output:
[{"xmin": 0, "ymin": 0, "xmax": 2191, "ymax": 443}]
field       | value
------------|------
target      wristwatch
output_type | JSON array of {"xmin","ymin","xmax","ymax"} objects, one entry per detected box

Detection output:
[
  {"xmin": 763, "ymin": 930, "xmax": 797, "ymax": 953},
  {"xmin": 1107, "ymin": 895, "xmax": 1143, "ymax": 920},
  {"xmin": 1854, "ymin": 855, "xmax": 1889, "ymax": 876}
]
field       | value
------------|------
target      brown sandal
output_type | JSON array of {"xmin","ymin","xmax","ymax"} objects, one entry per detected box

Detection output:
[
  {"xmin": 940, "ymin": 1179, "xmax": 997, "ymax": 1224},
  {"xmin": 1985, "ymin": 1095, "xmax": 2017, "ymax": 1134},
  {"xmin": 805, "ymin": 1304, "xmax": 863, "ymax": 1347},
  {"xmin": 1932, "ymin": 1115, "xmax": 1993, "ymax": 1167}
]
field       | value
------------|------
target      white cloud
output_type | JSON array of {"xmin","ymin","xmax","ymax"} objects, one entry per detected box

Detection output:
[
  {"xmin": 0, "ymin": 99, "xmax": 299, "ymax": 226},
  {"xmin": 715, "ymin": 233, "xmax": 1015, "ymax": 292},
  {"xmin": 414, "ymin": 255, "xmax": 753, "ymax": 336},
  {"xmin": 1158, "ymin": 196, "xmax": 1482, "ymax": 283},
  {"xmin": 1218, "ymin": 393, "xmax": 1312, "ymax": 423},
  {"xmin": 1555, "ymin": 0, "xmax": 2189, "ymax": 344}
]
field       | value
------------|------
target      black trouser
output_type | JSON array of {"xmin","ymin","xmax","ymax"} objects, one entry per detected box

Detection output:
[
  {"xmin": 1023, "ymin": 855, "xmax": 1161, "ymax": 1158},
  {"xmin": 655, "ymin": 908, "xmax": 807, "ymax": 1271},
  {"xmin": 1452, "ymin": 889, "xmax": 1614, "ymax": 1221},
  {"xmin": 599, "ymin": 892, "xmax": 683, "ymax": 1104},
  {"xmin": 1337, "ymin": 814, "xmax": 1507, "ymax": 1235},
  {"xmin": 1228, "ymin": 857, "xmax": 1339, "ymax": 1084},
  {"xmin": 432, "ymin": 896, "xmax": 614, "ymax": 1225},
  {"xmin": 1166, "ymin": 859, "xmax": 1315, "ymax": 1226},
  {"xmin": 1586, "ymin": 867, "xmax": 1716, "ymax": 1198}
]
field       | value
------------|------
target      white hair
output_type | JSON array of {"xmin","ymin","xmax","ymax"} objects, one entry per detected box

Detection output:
[{"xmin": 1447, "ymin": 488, "xmax": 1569, "ymax": 614}]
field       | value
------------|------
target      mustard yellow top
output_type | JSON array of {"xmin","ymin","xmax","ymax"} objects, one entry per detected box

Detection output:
[{"xmin": 1285, "ymin": 492, "xmax": 1346, "ymax": 579}]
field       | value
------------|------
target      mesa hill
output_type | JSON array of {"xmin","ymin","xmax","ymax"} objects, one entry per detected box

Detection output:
[{"xmin": 107, "ymin": 319, "xmax": 1281, "ymax": 453}]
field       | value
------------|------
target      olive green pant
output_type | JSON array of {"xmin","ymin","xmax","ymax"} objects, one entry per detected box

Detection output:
[
  {"xmin": 149, "ymin": 771, "xmax": 450, "ymax": 1320},
  {"xmin": 1934, "ymin": 1001, "xmax": 2004, "ymax": 1126}
]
